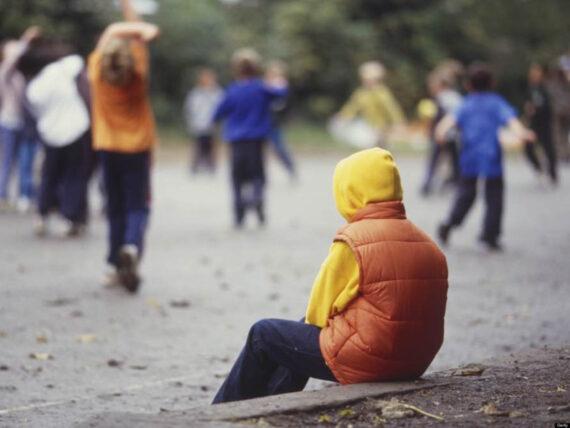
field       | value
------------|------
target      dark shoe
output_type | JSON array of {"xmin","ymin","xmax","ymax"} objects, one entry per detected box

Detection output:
[
  {"xmin": 118, "ymin": 245, "xmax": 140, "ymax": 293},
  {"xmin": 255, "ymin": 203, "xmax": 265, "ymax": 227},
  {"xmin": 478, "ymin": 237, "xmax": 503, "ymax": 252},
  {"xmin": 437, "ymin": 223, "xmax": 451, "ymax": 246}
]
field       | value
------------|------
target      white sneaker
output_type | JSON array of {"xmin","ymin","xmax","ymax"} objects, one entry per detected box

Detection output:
[
  {"xmin": 34, "ymin": 217, "xmax": 48, "ymax": 237},
  {"xmin": 16, "ymin": 197, "xmax": 32, "ymax": 214},
  {"xmin": 102, "ymin": 265, "xmax": 121, "ymax": 288},
  {"xmin": 64, "ymin": 221, "xmax": 85, "ymax": 238}
]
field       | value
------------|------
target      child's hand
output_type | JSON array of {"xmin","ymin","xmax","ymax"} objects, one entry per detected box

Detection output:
[{"xmin": 524, "ymin": 129, "xmax": 537, "ymax": 144}]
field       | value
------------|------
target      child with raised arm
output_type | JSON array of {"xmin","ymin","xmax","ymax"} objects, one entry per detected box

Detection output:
[
  {"xmin": 213, "ymin": 148, "xmax": 448, "ymax": 404},
  {"xmin": 436, "ymin": 63, "xmax": 535, "ymax": 251},
  {"xmin": 88, "ymin": 0, "xmax": 160, "ymax": 292},
  {"xmin": 213, "ymin": 48, "xmax": 288, "ymax": 228}
]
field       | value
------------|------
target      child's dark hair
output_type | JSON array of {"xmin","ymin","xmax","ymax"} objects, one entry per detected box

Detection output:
[
  {"xmin": 467, "ymin": 63, "xmax": 494, "ymax": 91},
  {"xmin": 231, "ymin": 48, "xmax": 262, "ymax": 78}
]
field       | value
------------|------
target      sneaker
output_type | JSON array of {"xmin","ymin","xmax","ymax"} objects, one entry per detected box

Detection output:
[
  {"xmin": 255, "ymin": 203, "xmax": 266, "ymax": 227},
  {"xmin": 478, "ymin": 237, "xmax": 503, "ymax": 252},
  {"xmin": 0, "ymin": 198, "xmax": 12, "ymax": 212},
  {"xmin": 16, "ymin": 197, "xmax": 32, "ymax": 214},
  {"xmin": 118, "ymin": 245, "xmax": 140, "ymax": 293},
  {"xmin": 102, "ymin": 265, "xmax": 121, "ymax": 288},
  {"xmin": 64, "ymin": 221, "xmax": 85, "ymax": 238},
  {"xmin": 34, "ymin": 217, "xmax": 48, "ymax": 237},
  {"xmin": 437, "ymin": 223, "xmax": 451, "ymax": 246}
]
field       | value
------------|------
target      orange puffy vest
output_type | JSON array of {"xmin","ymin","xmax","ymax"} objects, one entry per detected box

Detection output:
[{"xmin": 319, "ymin": 201, "xmax": 448, "ymax": 384}]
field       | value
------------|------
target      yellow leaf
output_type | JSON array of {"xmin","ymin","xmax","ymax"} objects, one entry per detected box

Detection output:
[
  {"xmin": 29, "ymin": 352, "xmax": 53, "ymax": 361},
  {"xmin": 77, "ymin": 334, "xmax": 97, "ymax": 344}
]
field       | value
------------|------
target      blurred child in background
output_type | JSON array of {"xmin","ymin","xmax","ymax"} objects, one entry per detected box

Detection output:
[
  {"xmin": 266, "ymin": 60, "xmax": 296, "ymax": 180},
  {"xmin": 89, "ymin": 0, "xmax": 160, "ymax": 292},
  {"xmin": 213, "ymin": 48, "xmax": 288, "ymax": 228},
  {"xmin": 524, "ymin": 63, "xmax": 558, "ymax": 185},
  {"xmin": 27, "ymin": 50, "xmax": 91, "ymax": 237},
  {"xmin": 436, "ymin": 64, "xmax": 535, "ymax": 251},
  {"xmin": 184, "ymin": 68, "xmax": 222, "ymax": 174},
  {"xmin": 420, "ymin": 72, "xmax": 463, "ymax": 196},
  {"xmin": 337, "ymin": 61, "xmax": 405, "ymax": 148},
  {"xmin": 0, "ymin": 27, "xmax": 41, "ymax": 210}
]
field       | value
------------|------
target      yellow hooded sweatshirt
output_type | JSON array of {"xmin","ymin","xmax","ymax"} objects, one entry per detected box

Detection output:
[{"xmin": 305, "ymin": 148, "xmax": 403, "ymax": 327}]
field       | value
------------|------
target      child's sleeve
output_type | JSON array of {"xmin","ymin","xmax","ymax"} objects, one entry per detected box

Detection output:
[
  {"xmin": 338, "ymin": 91, "xmax": 361, "ymax": 120},
  {"xmin": 496, "ymin": 96, "xmax": 517, "ymax": 126},
  {"xmin": 212, "ymin": 91, "xmax": 230, "ymax": 122},
  {"xmin": 305, "ymin": 242, "xmax": 360, "ymax": 328}
]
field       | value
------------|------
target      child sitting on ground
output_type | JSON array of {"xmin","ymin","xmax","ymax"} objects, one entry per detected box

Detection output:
[
  {"xmin": 213, "ymin": 48, "xmax": 288, "ymax": 228},
  {"xmin": 212, "ymin": 148, "xmax": 448, "ymax": 404},
  {"xmin": 436, "ymin": 63, "xmax": 535, "ymax": 251}
]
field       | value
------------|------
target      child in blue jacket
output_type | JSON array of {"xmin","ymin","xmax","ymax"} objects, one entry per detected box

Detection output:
[
  {"xmin": 213, "ymin": 48, "xmax": 288, "ymax": 228},
  {"xmin": 436, "ymin": 63, "xmax": 535, "ymax": 250}
]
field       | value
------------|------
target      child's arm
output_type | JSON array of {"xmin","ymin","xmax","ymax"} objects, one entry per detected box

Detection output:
[
  {"xmin": 120, "ymin": 0, "xmax": 141, "ymax": 22},
  {"xmin": 434, "ymin": 114, "xmax": 457, "ymax": 144},
  {"xmin": 95, "ymin": 22, "xmax": 160, "ymax": 52},
  {"xmin": 507, "ymin": 117, "xmax": 536, "ymax": 144},
  {"xmin": 305, "ymin": 243, "xmax": 360, "ymax": 328}
]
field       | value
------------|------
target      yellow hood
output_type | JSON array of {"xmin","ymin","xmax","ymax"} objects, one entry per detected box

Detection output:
[{"xmin": 333, "ymin": 148, "xmax": 403, "ymax": 222}]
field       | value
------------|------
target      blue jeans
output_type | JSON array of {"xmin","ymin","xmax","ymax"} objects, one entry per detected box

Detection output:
[
  {"xmin": 18, "ymin": 138, "xmax": 38, "ymax": 199},
  {"xmin": 212, "ymin": 318, "xmax": 336, "ymax": 404},
  {"xmin": 38, "ymin": 137, "xmax": 89, "ymax": 222},
  {"xmin": 269, "ymin": 126, "xmax": 295, "ymax": 175},
  {"xmin": 100, "ymin": 151, "xmax": 150, "ymax": 266},
  {"xmin": 0, "ymin": 125, "xmax": 22, "ymax": 200}
]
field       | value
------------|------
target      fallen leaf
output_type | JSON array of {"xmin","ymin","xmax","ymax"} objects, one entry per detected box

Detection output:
[
  {"xmin": 77, "ymin": 334, "xmax": 97, "ymax": 344},
  {"xmin": 317, "ymin": 414, "xmax": 333, "ymax": 424},
  {"xmin": 29, "ymin": 353, "xmax": 53, "ymax": 361},
  {"xmin": 338, "ymin": 407, "xmax": 355, "ymax": 418},
  {"xmin": 45, "ymin": 297, "xmax": 76, "ymax": 307},
  {"xmin": 375, "ymin": 399, "xmax": 415, "ymax": 419},
  {"xmin": 509, "ymin": 410, "xmax": 525, "ymax": 418},
  {"xmin": 107, "ymin": 359, "xmax": 123, "ymax": 368},
  {"xmin": 375, "ymin": 398, "xmax": 444, "ymax": 421},
  {"xmin": 452, "ymin": 364, "xmax": 485, "ymax": 376},
  {"xmin": 36, "ymin": 334, "xmax": 48, "ymax": 344},
  {"xmin": 556, "ymin": 385, "xmax": 567, "ymax": 392},
  {"xmin": 0, "ymin": 330, "xmax": 7, "ymax": 338},
  {"xmin": 479, "ymin": 402, "xmax": 509, "ymax": 417},
  {"xmin": 169, "ymin": 300, "xmax": 191, "ymax": 309},
  {"xmin": 146, "ymin": 298, "xmax": 161, "ymax": 309},
  {"xmin": 267, "ymin": 292, "xmax": 280, "ymax": 301}
]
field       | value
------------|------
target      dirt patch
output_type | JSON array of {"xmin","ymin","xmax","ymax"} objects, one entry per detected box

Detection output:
[{"xmin": 239, "ymin": 347, "xmax": 570, "ymax": 427}]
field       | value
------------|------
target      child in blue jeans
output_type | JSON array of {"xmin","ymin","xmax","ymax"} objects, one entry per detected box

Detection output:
[
  {"xmin": 436, "ymin": 63, "xmax": 535, "ymax": 250},
  {"xmin": 213, "ymin": 48, "xmax": 288, "ymax": 228}
]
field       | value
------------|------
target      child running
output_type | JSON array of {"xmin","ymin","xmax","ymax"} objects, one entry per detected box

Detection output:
[
  {"xmin": 213, "ymin": 48, "xmax": 288, "ymax": 228},
  {"xmin": 436, "ymin": 63, "xmax": 536, "ymax": 251},
  {"xmin": 88, "ymin": 0, "xmax": 160, "ymax": 292},
  {"xmin": 212, "ymin": 148, "xmax": 448, "ymax": 403},
  {"xmin": 184, "ymin": 68, "xmax": 223, "ymax": 174}
]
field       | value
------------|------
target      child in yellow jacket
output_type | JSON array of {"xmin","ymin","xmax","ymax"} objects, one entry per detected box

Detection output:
[{"xmin": 213, "ymin": 148, "xmax": 447, "ymax": 403}]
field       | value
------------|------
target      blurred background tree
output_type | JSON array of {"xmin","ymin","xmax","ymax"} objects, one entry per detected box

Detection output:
[{"xmin": 1, "ymin": 0, "xmax": 569, "ymax": 131}]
